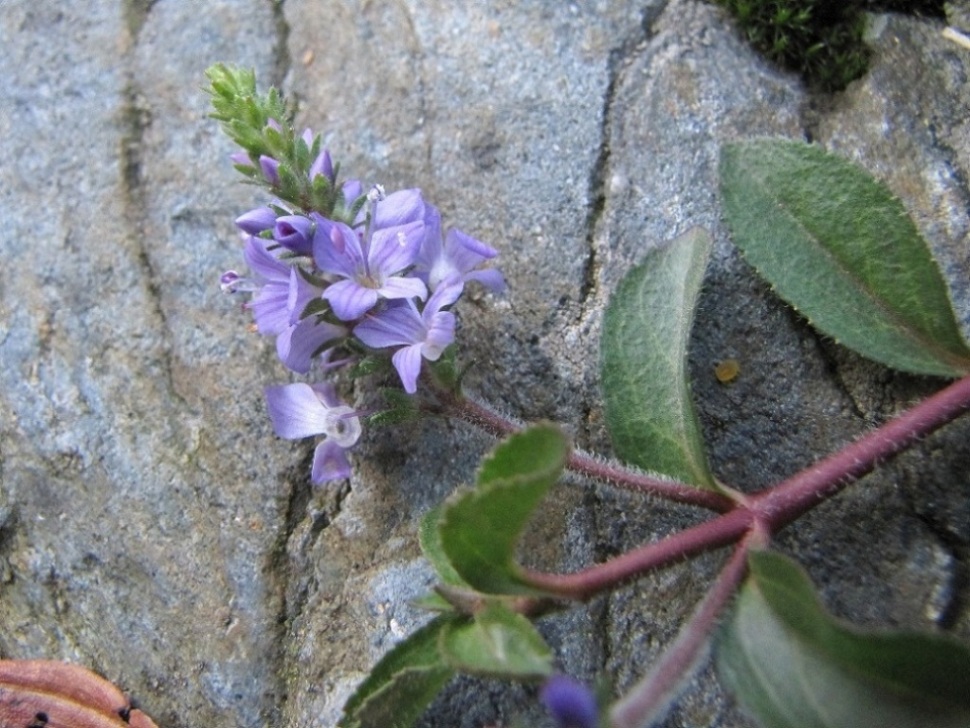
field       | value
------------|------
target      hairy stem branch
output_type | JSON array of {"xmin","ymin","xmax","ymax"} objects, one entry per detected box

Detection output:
[
  {"xmin": 754, "ymin": 373, "xmax": 970, "ymax": 530},
  {"xmin": 434, "ymin": 386, "xmax": 734, "ymax": 511},
  {"xmin": 609, "ymin": 535, "xmax": 756, "ymax": 728}
]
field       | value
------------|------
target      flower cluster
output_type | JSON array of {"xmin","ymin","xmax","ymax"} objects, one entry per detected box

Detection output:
[{"xmin": 222, "ymin": 130, "xmax": 504, "ymax": 484}]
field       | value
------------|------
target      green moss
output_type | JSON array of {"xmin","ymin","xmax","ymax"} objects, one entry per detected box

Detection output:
[{"xmin": 712, "ymin": 0, "xmax": 945, "ymax": 92}]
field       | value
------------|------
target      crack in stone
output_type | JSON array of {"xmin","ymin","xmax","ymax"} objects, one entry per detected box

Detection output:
[
  {"xmin": 913, "ymin": 510, "xmax": 969, "ymax": 630},
  {"xmin": 579, "ymin": 3, "xmax": 669, "ymax": 322},
  {"xmin": 118, "ymin": 11, "xmax": 188, "ymax": 412}
]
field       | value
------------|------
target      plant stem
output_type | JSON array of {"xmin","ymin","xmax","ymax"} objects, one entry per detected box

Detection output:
[
  {"xmin": 753, "ymin": 373, "xmax": 970, "ymax": 531},
  {"xmin": 433, "ymin": 386, "xmax": 734, "ymax": 511},
  {"xmin": 516, "ymin": 374, "xmax": 970, "ymax": 600},
  {"xmin": 520, "ymin": 509, "xmax": 753, "ymax": 600},
  {"xmin": 609, "ymin": 534, "xmax": 756, "ymax": 728}
]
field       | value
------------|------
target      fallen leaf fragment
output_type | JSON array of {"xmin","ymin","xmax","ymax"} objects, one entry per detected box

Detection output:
[{"xmin": 0, "ymin": 660, "xmax": 158, "ymax": 728}]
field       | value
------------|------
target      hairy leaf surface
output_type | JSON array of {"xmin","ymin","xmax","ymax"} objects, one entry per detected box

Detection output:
[
  {"xmin": 340, "ymin": 616, "xmax": 455, "ymax": 728},
  {"xmin": 437, "ymin": 424, "xmax": 568, "ymax": 595},
  {"xmin": 601, "ymin": 227, "xmax": 716, "ymax": 487},
  {"xmin": 720, "ymin": 139, "xmax": 970, "ymax": 377},
  {"xmin": 718, "ymin": 550, "xmax": 970, "ymax": 728},
  {"xmin": 439, "ymin": 603, "xmax": 553, "ymax": 678}
]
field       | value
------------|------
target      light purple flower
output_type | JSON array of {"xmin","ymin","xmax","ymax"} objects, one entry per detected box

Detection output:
[
  {"xmin": 264, "ymin": 382, "xmax": 362, "ymax": 483},
  {"xmin": 416, "ymin": 205, "xmax": 504, "ymax": 293},
  {"xmin": 354, "ymin": 277, "xmax": 462, "ymax": 393},
  {"xmin": 312, "ymin": 217, "xmax": 427, "ymax": 321},
  {"xmin": 540, "ymin": 676, "xmax": 598, "ymax": 728}
]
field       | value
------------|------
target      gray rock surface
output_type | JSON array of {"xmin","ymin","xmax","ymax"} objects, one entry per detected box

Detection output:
[{"xmin": 1, "ymin": 2, "xmax": 967, "ymax": 728}]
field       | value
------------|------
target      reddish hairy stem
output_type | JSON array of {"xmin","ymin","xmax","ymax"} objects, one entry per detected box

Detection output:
[
  {"xmin": 435, "ymin": 388, "xmax": 734, "ymax": 511},
  {"xmin": 753, "ymin": 373, "xmax": 970, "ymax": 530},
  {"xmin": 520, "ymin": 508, "xmax": 753, "ymax": 600},
  {"xmin": 609, "ymin": 535, "xmax": 756, "ymax": 728},
  {"xmin": 519, "ymin": 374, "xmax": 970, "ymax": 600}
]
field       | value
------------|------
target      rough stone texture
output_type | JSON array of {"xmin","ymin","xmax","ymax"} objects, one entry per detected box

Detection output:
[{"xmin": 0, "ymin": 2, "xmax": 968, "ymax": 728}]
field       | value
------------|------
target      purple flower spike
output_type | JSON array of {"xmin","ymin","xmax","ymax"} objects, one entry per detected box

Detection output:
[
  {"xmin": 264, "ymin": 382, "xmax": 362, "ymax": 484},
  {"xmin": 236, "ymin": 206, "xmax": 278, "ymax": 235},
  {"xmin": 416, "ymin": 206, "xmax": 504, "ymax": 293},
  {"xmin": 313, "ymin": 218, "xmax": 428, "ymax": 321},
  {"xmin": 354, "ymin": 277, "xmax": 462, "ymax": 393},
  {"xmin": 260, "ymin": 155, "xmax": 281, "ymax": 185},
  {"xmin": 274, "ymin": 214, "xmax": 314, "ymax": 256},
  {"xmin": 540, "ymin": 676, "xmax": 598, "ymax": 728}
]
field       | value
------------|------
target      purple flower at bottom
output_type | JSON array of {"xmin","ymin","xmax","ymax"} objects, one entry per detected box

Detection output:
[
  {"xmin": 540, "ymin": 676, "xmax": 598, "ymax": 728},
  {"xmin": 264, "ymin": 382, "xmax": 362, "ymax": 483},
  {"xmin": 353, "ymin": 277, "xmax": 462, "ymax": 393}
]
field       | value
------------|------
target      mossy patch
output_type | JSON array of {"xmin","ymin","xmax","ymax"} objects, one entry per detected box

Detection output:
[{"xmin": 712, "ymin": 0, "xmax": 945, "ymax": 91}]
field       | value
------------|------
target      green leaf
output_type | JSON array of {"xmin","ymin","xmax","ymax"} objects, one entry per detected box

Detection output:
[
  {"xmin": 439, "ymin": 603, "xmax": 553, "ymax": 678},
  {"xmin": 437, "ymin": 423, "xmax": 569, "ymax": 595},
  {"xmin": 600, "ymin": 227, "xmax": 716, "ymax": 488},
  {"xmin": 339, "ymin": 616, "xmax": 455, "ymax": 728},
  {"xmin": 419, "ymin": 505, "xmax": 471, "ymax": 589},
  {"xmin": 718, "ymin": 550, "xmax": 970, "ymax": 728},
  {"xmin": 720, "ymin": 139, "xmax": 970, "ymax": 377}
]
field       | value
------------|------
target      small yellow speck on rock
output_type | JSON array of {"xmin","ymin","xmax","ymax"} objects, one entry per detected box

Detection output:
[{"xmin": 715, "ymin": 358, "xmax": 740, "ymax": 383}]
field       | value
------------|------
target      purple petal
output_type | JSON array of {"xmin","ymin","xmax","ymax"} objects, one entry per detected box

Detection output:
[
  {"xmin": 277, "ymin": 318, "xmax": 347, "ymax": 374},
  {"xmin": 445, "ymin": 228, "xmax": 499, "ymax": 270},
  {"xmin": 354, "ymin": 303, "xmax": 424, "ymax": 349},
  {"xmin": 313, "ymin": 220, "xmax": 365, "ymax": 279},
  {"xmin": 274, "ymin": 215, "xmax": 314, "ymax": 255},
  {"xmin": 309, "ymin": 148, "xmax": 334, "ymax": 183},
  {"xmin": 311, "ymin": 440, "xmax": 352, "ymax": 483},
  {"xmin": 424, "ymin": 276, "xmax": 463, "ymax": 316},
  {"xmin": 391, "ymin": 344, "xmax": 425, "ymax": 394},
  {"xmin": 250, "ymin": 282, "xmax": 291, "ymax": 336},
  {"xmin": 265, "ymin": 383, "xmax": 330, "ymax": 439},
  {"xmin": 236, "ymin": 206, "xmax": 277, "ymax": 235},
  {"xmin": 243, "ymin": 236, "xmax": 289, "ymax": 283},
  {"xmin": 421, "ymin": 311, "xmax": 455, "ymax": 359},
  {"xmin": 368, "ymin": 220, "xmax": 425, "ymax": 277},
  {"xmin": 540, "ymin": 676, "xmax": 598, "ymax": 728},
  {"xmin": 371, "ymin": 188, "xmax": 425, "ymax": 229},
  {"xmin": 322, "ymin": 279, "xmax": 380, "ymax": 320},
  {"xmin": 415, "ymin": 206, "xmax": 443, "ymax": 272},
  {"xmin": 377, "ymin": 275, "xmax": 428, "ymax": 303},
  {"xmin": 466, "ymin": 268, "xmax": 506, "ymax": 293},
  {"xmin": 342, "ymin": 179, "xmax": 363, "ymax": 206},
  {"xmin": 259, "ymin": 155, "xmax": 280, "ymax": 185},
  {"xmin": 287, "ymin": 267, "xmax": 324, "ymax": 324}
]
